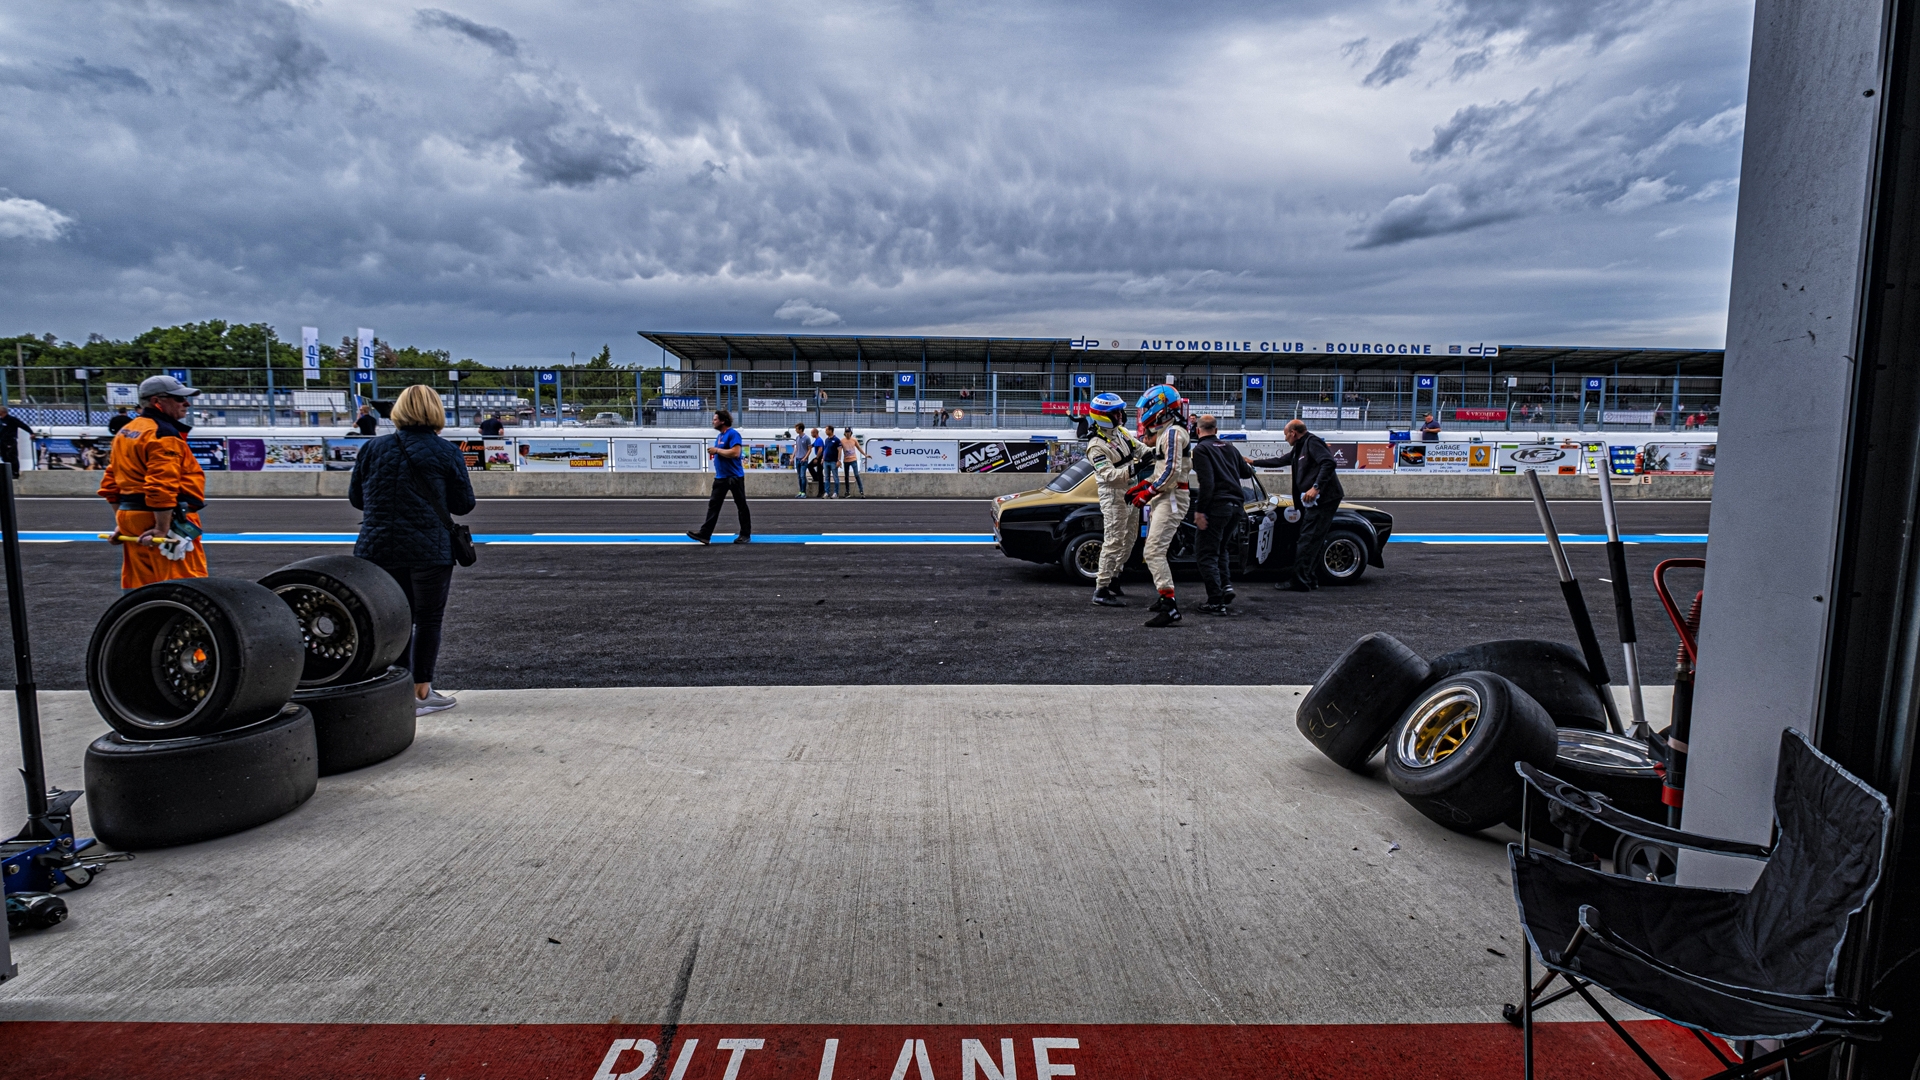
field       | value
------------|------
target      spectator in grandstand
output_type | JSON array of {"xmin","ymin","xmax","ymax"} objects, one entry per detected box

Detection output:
[
  {"xmin": 791, "ymin": 422, "xmax": 812, "ymax": 498},
  {"xmin": 354, "ymin": 405, "xmax": 379, "ymax": 436},
  {"xmin": 820, "ymin": 424, "xmax": 841, "ymax": 497},
  {"xmin": 107, "ymin": 407, "xmax": 133, "ymax": 435},
  {"xmin": 478, "ymin": 412, "xmax": 505, "ymax": 437},
  {"xmin": 348, "ymin": 383, "xmax": 475, "ymax": 715},
  {"xmin": 688, "ymin": 409, "xmax": 750, "ymax": 545},
  {"xmin": 840, "ymin": 428, "xmax": 867, "ymax": 497},
  {"xmin": 0, "ymin": 406, "xmax": 34, "ymax": 478},
  {"xmin": 1421, "ymin": 413, "xmax": 1441, "ymax": 441}
]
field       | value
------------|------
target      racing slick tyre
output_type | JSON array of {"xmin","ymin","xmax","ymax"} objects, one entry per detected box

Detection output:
[
  {"xmin": 1385, "ymin": 671, "xmax": 1558, "ymax": 833},
  {"xmin": 1061, "ymin": 532, "xmax": 1105, "ymax": 584},
  {"xmin": 294, "ymin": 665, "xmax": 416, "ymax": 776},
  {"xmin": 1296, "ymin": 633, "xmax": 1432, "ymax": 771},
  {"xmin": 260, "ymin": 555, "xmax": 412, "ymax": 689},
  {"xmin": 1426, "ymin": 639, "xmax": 1610, "ymax": 732},
  {"xmin": 1522, "ymin": 729, "xmax": 1666, "ymax": 853},
  {"xmin": 83, "ymin": 704, "xmax": 319, "ymax": 850},
  {"xmin": 87, "ymin": 577, "xmax": 306, "ymax": 740},
  {"xmin": 1316, "ymin": 528, "xmax": 1370, "ymax": 585}
]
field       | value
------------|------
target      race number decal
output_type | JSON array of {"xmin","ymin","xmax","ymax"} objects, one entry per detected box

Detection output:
[{"xmin": 1255, "ymin": 511, "xmax": 1276, "ymax": 564}]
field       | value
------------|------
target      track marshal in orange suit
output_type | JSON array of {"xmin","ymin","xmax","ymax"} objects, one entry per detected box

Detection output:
[{"xmin": 97, "ymin": 374, "xmax": 209, "ymax": 588}]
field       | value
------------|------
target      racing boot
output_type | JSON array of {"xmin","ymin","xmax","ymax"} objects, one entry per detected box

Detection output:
[
  {"xmin": 1109, "ymin": 583, "xmax": 1128, "ymax": 597},
  {"xmin": 1092, "ymin": 584, "xmax": 1127, "ymax": 607},
  {"xmin": 1144, "ymin": 591, "xmax": 1181, "ymax": 628}
]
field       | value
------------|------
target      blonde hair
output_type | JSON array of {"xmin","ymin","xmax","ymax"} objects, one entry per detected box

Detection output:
[{"xmin": 390, "ymin": 384, "xmax": 446, "ymax": 430}]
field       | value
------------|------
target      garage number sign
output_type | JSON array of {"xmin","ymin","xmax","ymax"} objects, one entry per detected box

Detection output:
[
  {"xmin": 1585, "ymin": 377, "xmax": 1605, "ymax": 391},
  {"xmin": 898, "ymin": 373, "xmax": 916, "ymax": 387},
  {"xmin": 718, "ymin": 371, "xmax": 739, "ymax": 386},
  {"xmin": 1244, "ymin": 375, "xmax": 1264, "ymax": 389},
  {"xmin": 538, "ymin": 371, "xmax": 558, "ymax": 385},
  {"xmin": 1071, "ymin": 373, "xmax": 1093, "ymax": 388},
  {"xmin": 1416, "ymin": 376, "xmax": 1436, "ymax": 390}
]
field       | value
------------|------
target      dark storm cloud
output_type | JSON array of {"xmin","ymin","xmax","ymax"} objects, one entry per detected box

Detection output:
[{"xmin": 0, "ymin": 0, "xmax": 1757, "ymax": 355}]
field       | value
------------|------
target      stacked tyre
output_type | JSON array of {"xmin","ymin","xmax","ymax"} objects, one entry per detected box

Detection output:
[
  {"xmin": 260, "ymin": 556, "xmax": 417, "ymax": 777},
  {"xmin": 1297, "ymin": 635, "xmax": 1665, "ymax": 845}
]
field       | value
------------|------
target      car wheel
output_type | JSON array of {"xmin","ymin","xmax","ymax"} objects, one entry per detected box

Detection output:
[
  {"xmin": 294, "ymin": 664, "xmax": 416, "ymax": 776},
  {"xmin": 83, "ymin": 704, "xmax": 319, "ymax": 850},
  {"xmin": 1427, "ymin": 639, "xmax": 1610, "ymax": 732},
  {"xmin": 260, "ymin": 555, "xmax": 412, "ymax": 689},
  {"xmin": 1060, "ymin": 532, "xmax": 1104, "ymax": 583},
  {"xmin": 1296, "ymin": 633, "xmax": 1432, "ymax": 771},
  {"xmin": 1318, "ymin": 529, "xmax": 1369, "ymax": 584},
  {"xmin": 87, "ymin": 577, "xmax": 306, "ymax": 740},
  {"xmin": 1614, "ymin": 835, "xmax": 1678, "ymax": 883},
  {"xmin": 1521, "ymin": 729, "xmax": 1666, "ymax": 851},
  {"xmin": 1385, "ymin": 671, "xmax": 1558, "ymax": 833}
]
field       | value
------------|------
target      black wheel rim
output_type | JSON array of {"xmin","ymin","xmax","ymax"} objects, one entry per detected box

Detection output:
[
  {"xmin": 1623, "ymin": 841, "xmax": 1677, "ymax": 883},
  {"xmin": 1322, "ymin": 537, "xmax": 1361, "ymax": 578},
  {"xmin": 274, "ymin": 583, "xmax": 360, "ymax": 685},
  {"xmin": 98, "ymin": 599, "xmax": 221, "ymax": 732}
]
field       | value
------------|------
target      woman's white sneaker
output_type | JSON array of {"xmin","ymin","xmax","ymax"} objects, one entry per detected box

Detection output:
[{"xmin": 416, "ymin": 689, "xmax": 457, "ymax": 715}]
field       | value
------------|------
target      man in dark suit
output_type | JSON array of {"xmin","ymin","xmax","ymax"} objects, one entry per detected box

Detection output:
[
  {"xmin": 1248, "ymin": 419, "xmax": 1344, "ymax": 591},
  {"xmin": 1189, "ymin": 414, "xmax": 1253, "ymax": 615}
]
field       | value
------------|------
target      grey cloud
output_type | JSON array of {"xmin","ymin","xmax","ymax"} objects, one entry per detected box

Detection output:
[
  {"xmin": 1449, "ymin": 49, "xmax": 1490, "ymax": 79},
  {"xmin": 415, "ymin": 9, "xmax": 520, "ymax": 58},
  {"xmin": 1443, "ymin": 0, "xmax": 1656, "ymax": 52},
  {"xmin": 1354, "ymin": 184, "xmax": 1520, "ymax": 247},
  {"xmin": 1363, "ymin": 37, "xmax": 1425, "ymax": 87},
  {"xmin": 122, "ymin": 0, "xmax": 329, "ymax": 101},
  {"xmin": 775, "ymin": 299, "xmax": 843, "ymax": 326},
  {"xmin": 1413, "ymin": 91, "xmax": 1547, "ymax": 162},
  {"xmin": 0, "ymin": 57, "xmax": 152, "ymax": 94}
]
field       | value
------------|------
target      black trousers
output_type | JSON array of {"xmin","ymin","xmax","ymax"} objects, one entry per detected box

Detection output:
[
  {"xmin": 697, "ymin": 476, "xmax": 751, "ymax": 539},
  {"xmin": 1196, "ymin": 500, "xmax": 1245, "ymax": 601},
  {"xmin": 374, "ymin": 561, "xmax": 453, "ymax": 685},
  {"xmin": 1293, "ymin": 499, "xmax": 1341, "ymax": 585}
]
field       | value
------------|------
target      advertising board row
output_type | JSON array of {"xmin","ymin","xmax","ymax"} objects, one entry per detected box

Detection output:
[{"xmin": 1227, "ymin": 439, "xmax": 1714, "ymax": 475}]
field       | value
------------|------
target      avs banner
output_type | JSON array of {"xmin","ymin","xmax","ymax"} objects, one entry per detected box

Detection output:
[
  {"xmin": 866, "ymin": 439, "xmax": 960, "ymax": 473},
  {"xmin": 959, "ymin": 441, "xmax": 1050, "ymax": 473}
]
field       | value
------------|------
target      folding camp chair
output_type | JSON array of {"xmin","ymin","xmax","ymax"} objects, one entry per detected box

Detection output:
[{"xmin": 1507, "ymin": 728, "xmax": 1890, "ymax": 1079}]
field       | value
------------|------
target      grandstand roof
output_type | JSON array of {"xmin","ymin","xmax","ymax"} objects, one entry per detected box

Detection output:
[{"xmin": 639, "ymin": 332, "xmax": 1722, "ymax": 378}]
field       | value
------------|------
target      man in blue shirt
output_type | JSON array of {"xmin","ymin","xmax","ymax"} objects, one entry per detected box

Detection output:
[{"xmin": 687, "ymin": 410, "xmax": 751, "ymax": 544}]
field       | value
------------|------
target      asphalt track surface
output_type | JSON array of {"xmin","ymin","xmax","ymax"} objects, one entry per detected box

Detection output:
[{"xmin": 3, "ymin": 497, "xmax": 1707, "ymax": 691}]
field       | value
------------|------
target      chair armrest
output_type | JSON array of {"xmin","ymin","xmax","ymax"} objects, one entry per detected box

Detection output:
[
  {"xmin": 1575, "ymin": 906, "xmax": 1883, "ymax": 1026},
  {"xmin": 1517, "ymin": 762, "xmax": 1773, "ymax": 860}
]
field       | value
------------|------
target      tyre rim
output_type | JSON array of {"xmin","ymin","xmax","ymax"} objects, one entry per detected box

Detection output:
[
  {"xmin": 1322, "ymin": 537, "xmax": 1361, "ymax": 577},
  {"xmin": 274, "ymin": 583, "xmax": 359, "ymax": 683},
  {"xmin": 97, "ymin": 599, "xmax": 221, "ymax": 731},
  {"xmin": 1623, "ymin": 842, "xmax": 1677, "ymax": 883},
  {"xmin": 1075, "ymin": 538, "xmax": 1102, "ymax": 578},
  {"xmin": 1396, "ymin": 686, "xmax": 1480, "ymax": 768}
]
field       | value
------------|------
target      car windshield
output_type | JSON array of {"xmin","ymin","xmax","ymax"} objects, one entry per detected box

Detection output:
[{"xmin": 1047, "ymin": 460, "xmax": 1095, "ymax": 492}]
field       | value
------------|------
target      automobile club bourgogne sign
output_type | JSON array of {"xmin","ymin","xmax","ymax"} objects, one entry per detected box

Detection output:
[{"xmin": 1069, "ymin": 336, "xmax": 1499, "ymax": 358}]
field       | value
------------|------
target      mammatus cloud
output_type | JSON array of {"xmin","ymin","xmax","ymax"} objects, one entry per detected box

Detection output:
[
  {"xmin": 775, "ymin": 300, "xmax": 844, "ymax": 327},
  {"xmin": 0, "ymin": 198, "xmax": 72, "ymax": 241}
]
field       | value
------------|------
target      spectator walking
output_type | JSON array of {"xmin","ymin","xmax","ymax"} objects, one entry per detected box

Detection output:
[
  {"xmin": 478, "ymin": 412, "xmax": 505, "ymax": 437},
  {"xmin": 107, "ymin": 407, "xmax": 133, "ymax": 435},
  {"xmin": 1190, "ymin": 414, "xmax": 1253, "ymax": 615},
  {"xmin": 820, "ymin": 424, "xmax": 841, "ymax": 497},
  {"xmin": 0, "ymin": 405, "xmax": 34, "ymax": 478},
  {"xmin": 348, "ymin": 384, "xmax": 475, "ymax": 715},
  {"xmin": 840, "ymin": 428, "xmax": 867, "ymax": 497},
  {"xmin": 688, "ymin": 409, "xmax": 750, "ymax": 544},
  {"xmin": 354, "ymin": 405, "xmax": 379, "ymax": 436},
  {"xmin": 1421, "ymin": 413, "xmax": 1441, "ymax": 441},
  {"xmin": 790, "ymin": 422, "xmax": 812, "ymax": 498}
]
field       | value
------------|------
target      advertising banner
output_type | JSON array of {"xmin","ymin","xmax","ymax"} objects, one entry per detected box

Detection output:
[
  {"xmin": 1298, "ymin": 405, "xmax": 1363, "ymax": 420},
  {"xmin": 1322, "ymin": 442, "xmax": 1357, "ymax": 470},
  {"xmin": 1354, "ymin": 443, "xmax": 1395, "ymax": 470},
  {"xmin": 884, "ymin": 400, "xmax": 945, "ymax": 413},
  {"xmin": 1047, "ymin": 441, "xmax": 1085, "ymax": 472},
  {"xmin": 1603, "ymin": 410, "xmax": 1659, "ymax": 425},
  {"xmin": 262, "ymin": 438, "xmax": 326, "ymax": 471},
  {"xmin": 658, "ymin": 396, "xmax": 706, "ymax": 411},
  {"xmin": 227, "ymin": 439, "xmax": 265, "ymax": 471},
  {"xmin": 517, "ymin": 438, "xmax": 609, "ymax": 471},
  {"xmin": 1416, "ymin": 441, "xmax": 1494, "ymax": 473},
  {"xmin": 105, "ymin": 383, "xmax": 140, "ymax": 407},
  {"xmin": 612, "ymin": 439, "xmax": 650, "ymax": 472},
  {"xmin": 1608, "ymin": 444, "xmax": 1639, "ymax": 476},
  {"xmin": 1641, "ymin": 442, "xmax": 1716, "ymax": 473},
  {"xmin": 866, "ymin": 439, "xmax": 960, "ymax": 473},
  {"xmin": 447, "ymin": 439, "xmax": 487, "ymax": 470},
  {"xmin": 1239, "ymin": 441, "xmax": 1286, "ymax": 465},
  {"xmin": 646, "ymin": 440, "xmax": 706, "ymax": 471},
  {"xmin": 484, "ymin": 438, "xmax": 513, "ymax": 470},
  {"xmin": 1395, "ymin": 444, "xmax": 1427, "ymax": 470},
  {"xmin": 959, "ymin": 441, "xmax": 1051, "ymax": 473},
  {"xmin": 1498, "ymin": 442, "xmax": 1580, "ymax": 475},
  {"xmin": 748, "ymin": 398, "xmax": 810, "ymax": 412},
  {"xmin": 36, "ymin": 437, "xmax": 110, "ymax": 470},
  {"xmin": 187, "ymin": 437, "xmax": 227, "ymax": 471},
  {"xmin": 302, "ymin": 326, "xmax": 321, "ymax": 380},
  {"xmin": 744, "ymin": 442, "xmax": 794, "ymax": 470},
  {"xmin": 323, "ymin": 438, "xmax": 366, "ymax": 471},
  {"xmin": 1453, "ymin": 408, "xmax": 1507, "ymax": 422}
]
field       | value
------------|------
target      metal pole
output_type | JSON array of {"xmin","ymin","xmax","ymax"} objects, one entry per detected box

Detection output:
[
  {"xmin": 1335, "ymin": 369, "xmax": 1345, "ymax": 431},
  {"xmin": 1595, "ymin": 471, "xmax": 1648, "ymax": 737},
  {"xmin": 1527, "ymin": 469, "xmax": 1624, "ymax": 734},
  {"xmin": 80, "ymin": 372, "xmax": 91, "ymax": 427},
  {"xmin": 1670, "ymin": 366, "xmax": 1681, "ymax": 432},
  {"xmin": 1, "ymin": 467, "xmax": 51, "ymax": 839},
  {"xmin": 15, "ymin": 344, "xmax": 24, "ymax": 406},
  {"xmin": 265, "ymin": 339, "xmax": 276, "ymax": 427}
]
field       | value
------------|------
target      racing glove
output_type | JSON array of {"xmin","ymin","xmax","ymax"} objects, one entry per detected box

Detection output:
[{"xmin": 1126, "ymin": 480, "xmax": 1157, "ymax": 507}]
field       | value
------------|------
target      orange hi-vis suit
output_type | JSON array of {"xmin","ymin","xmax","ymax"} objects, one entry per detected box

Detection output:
[{"xmin": 97, "ymin": 410, "xmax": 208, "ymax": 588}]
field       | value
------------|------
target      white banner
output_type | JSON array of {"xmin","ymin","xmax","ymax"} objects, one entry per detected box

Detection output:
[
  {"xmin": 302, "ymin": 326, "xmax": 321, "ymax": 380},
  {"xmin": 611, "ymin": 439, "xmax": 650, "ymax": 471},
  {"xmin": 1298, "ymin": 405, "xmax": 1363, "ymax": 420},
  {"xmin": 104, "ymin": 383, "xmax": 140, "ymax": 407},
  {"xmin": 1602, "ymin": 410, "xmax": 1659, "ymax": 425},
  {"xmin": 261, "ymin": 437, "xmax": 326, "ymax": 471},
  {"xmin": 1497, "ymin": 442, "xmax": 1581, "ymax": 474},
  {"xmin": 748, "ymin": 398, "xmax": 810, "ymax": 411},
  {"xmin": 516, "ymin": 438, "xmax": 609, "ymax": 471},
  {"xmin": 1641, "ymin": 442, "xmax": 1716, "ymax": 473},
  {"xmin": 865, "ymin": 439, "xmax": 960, "ymax": 473},
  {"xmin": 1417, "ymin": 441, "xmax": 1495, "ymax": 473},
  {"xmin": 292, "ymin": 391, "xmax": 347, "ymax": 411},
  {"xmin": 646, "ymin": 440, "xmax": 706, "ymax": 471},
  {"xmin": 884, "ymin": 400, "xmax": 946, "ymax": 413},
  {"xmin": 1069, "ymin": 335, "xmax": 1498, "ymax": 359},
  {"xmin": 356, "ymin": 328, "xmax": 375, "ymax": 370}
]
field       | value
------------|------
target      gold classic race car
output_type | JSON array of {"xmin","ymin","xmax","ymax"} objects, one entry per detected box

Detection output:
[{"xmin": 990, "ymin": 458, "xmax": 1393, "ymax": 584}]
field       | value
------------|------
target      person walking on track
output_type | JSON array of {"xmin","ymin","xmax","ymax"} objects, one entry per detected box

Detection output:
[
  {"xmin": 1128, "ymin": 385, "xmax": 1192, "ymax": 627},
  {"xmin": 688, "ymin": 409, "xmax": 750, "ymax": 544},
  {"xmin": 98, "ymin": 374, "xmax": 209, "ymax": 588},
  {"xmin": 1083, "ymin": 392, "xmax": 1148, "ymax": 607},
  {"xmin": 1249, "ymin": 419, "xmax": 1344, "ymax": 592},
  {"xmin": 349, "ymin": 384, "xmax": 476, "ymax": 715}
]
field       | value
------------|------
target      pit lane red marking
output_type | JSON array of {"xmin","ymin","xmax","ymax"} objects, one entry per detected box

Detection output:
[{"xmin": 0, "ymin": 1021, "xmax": 1725, "ymax": 1079}]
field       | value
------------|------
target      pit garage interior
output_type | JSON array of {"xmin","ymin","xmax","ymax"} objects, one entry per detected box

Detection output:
[{"xmin": 5, "ymin": 1, "xmax": 1920, "ymax": 1078}]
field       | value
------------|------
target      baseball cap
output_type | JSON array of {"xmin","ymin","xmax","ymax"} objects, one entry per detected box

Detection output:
[{"xmin": 137, "ymin": 374, "xmax": 200, "ymax": 400}]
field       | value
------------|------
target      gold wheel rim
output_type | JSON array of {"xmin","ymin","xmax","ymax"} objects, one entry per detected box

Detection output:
[{"xmin": 1396, "ymin": 686, "xmax": 1481, "ymax": 768}]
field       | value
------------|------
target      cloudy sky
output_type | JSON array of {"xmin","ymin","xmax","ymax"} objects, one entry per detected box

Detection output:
[{"xmin": 0, "ymin": 0, "xmax": 1754, "ymax": 363}]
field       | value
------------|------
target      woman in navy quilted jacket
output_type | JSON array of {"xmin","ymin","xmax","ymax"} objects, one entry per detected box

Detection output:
[{"xmin": 349, "ymin": 385, "xmax": 476, "ymax": 715}]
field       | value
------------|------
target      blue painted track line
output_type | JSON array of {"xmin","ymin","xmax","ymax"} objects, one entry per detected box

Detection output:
[{"xmin": 19, "ymin": 530, "xmax": 1708, "ymax": 546}]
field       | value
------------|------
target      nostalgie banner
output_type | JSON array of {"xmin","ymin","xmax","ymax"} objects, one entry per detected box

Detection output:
[
  {"xmin": 518, "ymin": 438, "xmax": 609, "ymax": 471},
  {"xmin": 959, "ymin": 441, "xmax": 1050, "ymax": 473},
  {"xmin": 865, "ymin": 439, "xmax": 960, "ymax": 473}
]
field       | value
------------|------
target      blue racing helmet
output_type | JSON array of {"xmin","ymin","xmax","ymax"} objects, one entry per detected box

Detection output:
[
  {"xmin": 1135, "ymin": 384, "xmax": 1187, "ymax": 434},
  {"xmin": 1088, "ymin": 392, "xmax": 1127, "ymax": 431}
]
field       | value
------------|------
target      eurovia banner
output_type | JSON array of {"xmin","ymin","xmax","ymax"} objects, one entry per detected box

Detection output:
[{"xmin": 865, "ymin": 440, "xmax": 960, "ymax": 473}]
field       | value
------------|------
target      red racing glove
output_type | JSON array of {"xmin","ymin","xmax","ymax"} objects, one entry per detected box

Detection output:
[{"xmin": 1126, "ymin": 480, "xmax": 1157, "ymax": 507}]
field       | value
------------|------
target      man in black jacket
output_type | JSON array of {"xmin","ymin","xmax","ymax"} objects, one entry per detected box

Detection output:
[
  {"xmin": 1249, "ymin": 419, "xmax": 1344, "ymax": 592},
  {"xmin": 1189, "ymin": 415, "xmax": 1252, "ymax": 614}
]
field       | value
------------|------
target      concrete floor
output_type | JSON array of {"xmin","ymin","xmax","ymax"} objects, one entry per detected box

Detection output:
[{"xmin": 0, "ymin": 684, "xmax": 1604, "ymax": 1027}]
